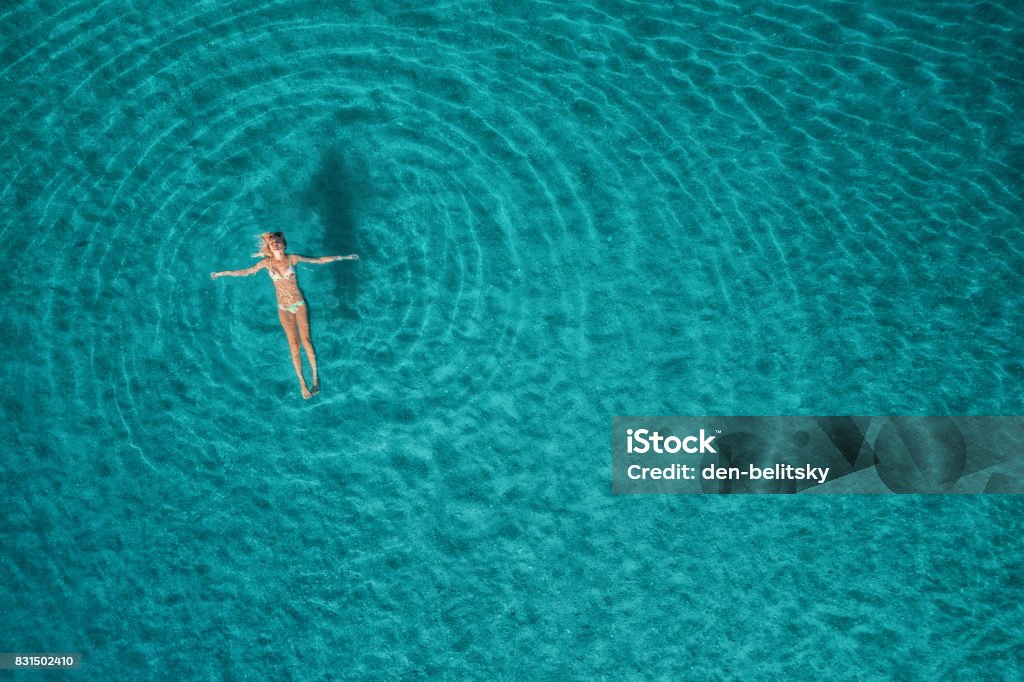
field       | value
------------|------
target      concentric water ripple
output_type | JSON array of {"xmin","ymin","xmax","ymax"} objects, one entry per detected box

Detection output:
[{"xmin": 2, "ymin": 0, "xmax": 1023, "ymax": 677}]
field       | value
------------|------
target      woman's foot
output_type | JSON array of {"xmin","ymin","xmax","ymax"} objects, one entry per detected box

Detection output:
[
  {"xmin": 301, "ymin": 384, "xmax": 312, "ymax": 399},
  {"xmin": 312, "ymin": 381, "xmax": 320, "ymax": 396}
]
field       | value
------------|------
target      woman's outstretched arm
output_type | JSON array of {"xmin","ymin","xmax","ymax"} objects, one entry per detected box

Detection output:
[
  {"xmin": 211, "ymin": 260, "xmax": 267, "ymax": 279},
  {"xmin": 292, "ymin": 254, "xmax": 359, "ymax": 264}
]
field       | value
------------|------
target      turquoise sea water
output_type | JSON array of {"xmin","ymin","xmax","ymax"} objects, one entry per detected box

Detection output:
[{"xmin": 2, "ymin": 0, "xmax": 1022, "ymax": 678}]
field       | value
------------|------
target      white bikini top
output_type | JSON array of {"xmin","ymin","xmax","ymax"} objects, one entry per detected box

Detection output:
[{"xmin": 267, "ymin": 261, "xmax": 295, "ymax": 281}]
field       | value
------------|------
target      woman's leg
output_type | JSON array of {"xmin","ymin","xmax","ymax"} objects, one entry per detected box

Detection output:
[
  {"xmin": 278, "ymin": 308, "xmax": 311, "ymax": 399},
  {"xmin": 296, "ymin": 304, "xmax": 319, "ymax": 394}
]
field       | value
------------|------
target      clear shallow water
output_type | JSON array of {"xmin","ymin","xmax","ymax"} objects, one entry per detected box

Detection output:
[{"xmin": 2, "ymin": 0, "xmax": 1022, "ymax": 678}]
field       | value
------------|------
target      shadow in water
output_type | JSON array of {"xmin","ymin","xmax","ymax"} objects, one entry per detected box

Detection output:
[{"xmin": 303, "ymin": 145, "xmax": 365, "ymax": 320}]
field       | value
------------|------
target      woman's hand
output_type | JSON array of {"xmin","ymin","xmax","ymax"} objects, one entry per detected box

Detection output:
[
  {"xmin": 342, "ymin": 254, "xmax": 359, "ymax": 261},
  {"xmin": 210, "ymin": 272, "xmax": 220, "ymax": 280}
]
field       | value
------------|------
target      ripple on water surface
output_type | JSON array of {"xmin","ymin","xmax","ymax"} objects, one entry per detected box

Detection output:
[{"xmin": 1, "ymin": 0, "xmax": 1022, "ymax": 678}]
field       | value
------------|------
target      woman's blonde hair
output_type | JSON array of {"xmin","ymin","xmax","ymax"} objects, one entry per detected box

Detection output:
[{"xmin": 253, "ymin": 231, "xmax": 286, "ymax": 258}]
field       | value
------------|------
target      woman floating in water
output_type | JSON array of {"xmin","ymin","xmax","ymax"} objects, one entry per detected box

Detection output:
[{"xmin": 211, "ymin": 232, "xmax": 358, "ymax": 399}]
